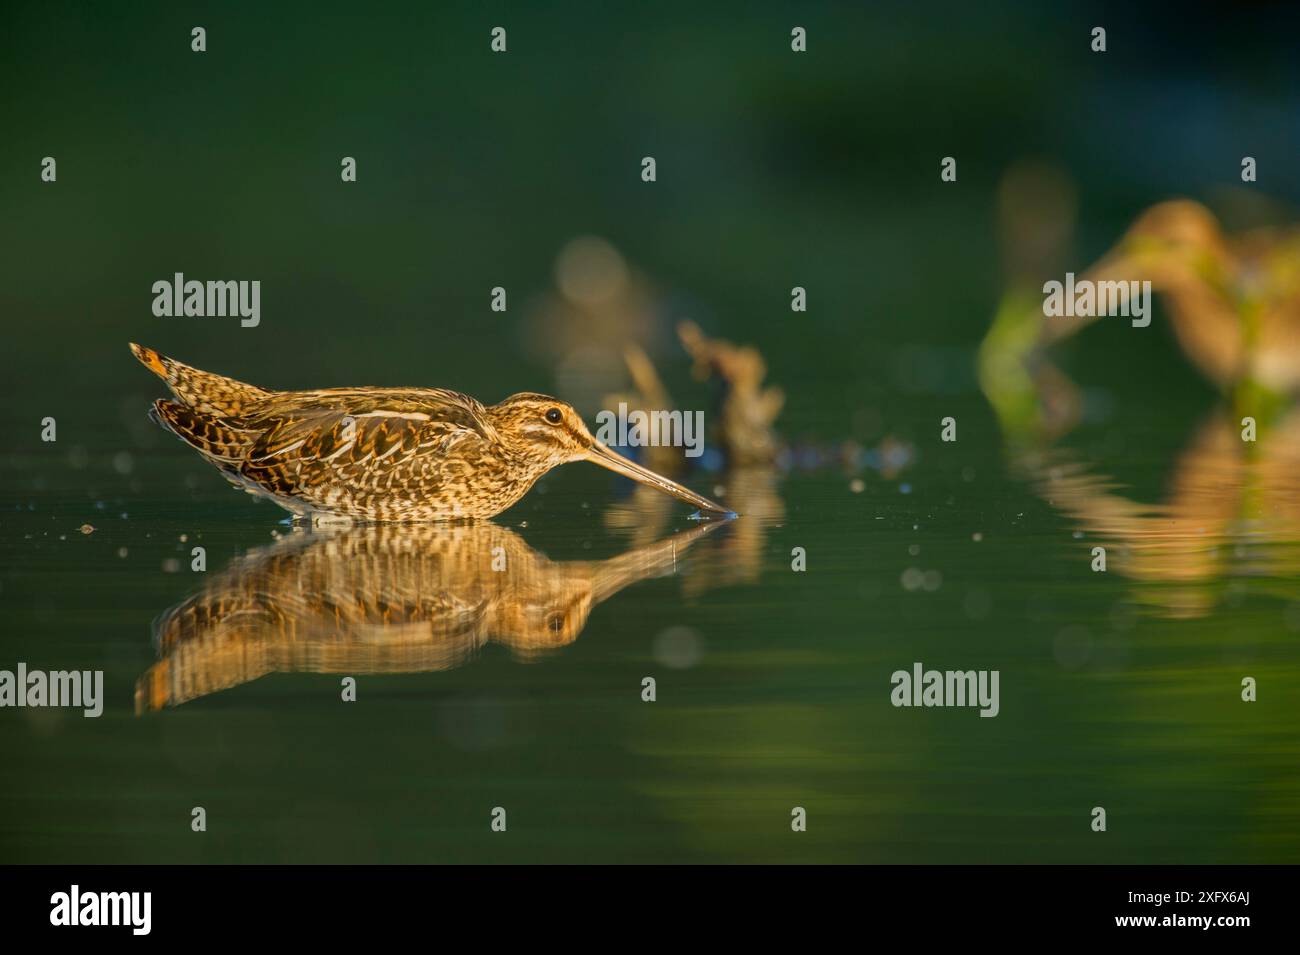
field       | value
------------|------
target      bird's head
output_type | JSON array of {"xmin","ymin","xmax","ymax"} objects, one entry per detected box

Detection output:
[{"xmin": 489, "ymin": 393, "xmax": 730, "ymax": 514}]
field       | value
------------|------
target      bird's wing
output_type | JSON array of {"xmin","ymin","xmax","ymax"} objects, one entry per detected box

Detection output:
[{"xmin": 241, "ymin": 389, "xmax": 497, "ymax": 468}]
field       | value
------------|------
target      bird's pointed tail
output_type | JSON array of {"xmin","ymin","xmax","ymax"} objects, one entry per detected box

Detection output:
[{"xmin": 129, "ymin": 343, "xmax": 271, "ymax": 416}]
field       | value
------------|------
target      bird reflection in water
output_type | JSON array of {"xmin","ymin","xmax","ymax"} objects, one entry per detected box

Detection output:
[{"xmin": 135, "ymin": 520, "xmax": 726, "ymax": 711}]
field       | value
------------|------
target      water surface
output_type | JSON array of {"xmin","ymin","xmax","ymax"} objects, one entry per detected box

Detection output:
[{"xmin": 2, "ymin": 400, "xmax": 1296, "ymax": 864}]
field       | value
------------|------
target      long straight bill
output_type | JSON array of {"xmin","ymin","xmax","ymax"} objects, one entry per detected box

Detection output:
[{"xmin": 585, "ymin": 443, "xmax": 733, "ymax": 515}]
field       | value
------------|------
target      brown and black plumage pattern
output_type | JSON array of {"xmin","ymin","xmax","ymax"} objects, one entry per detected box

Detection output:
[{"xmin": 130, "ymin": 344, "xmax": 729, "ymax": 521}]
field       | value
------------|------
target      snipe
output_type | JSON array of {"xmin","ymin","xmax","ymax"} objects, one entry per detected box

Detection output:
[{"xmin": 130, "ymin": 344, "xmax": 730, "ymax": 522}]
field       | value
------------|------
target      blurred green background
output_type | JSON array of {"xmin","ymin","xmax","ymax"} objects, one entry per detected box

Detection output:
[{"xmin": 1, "ymin": 1, "xmax": 1298, "ymax": 863}]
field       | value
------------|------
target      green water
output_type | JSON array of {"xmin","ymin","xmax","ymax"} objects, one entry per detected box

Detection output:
[
  {"xmin": 2, "ymin": 397, "xmax": 1297, "ymax": 864},
  {"xmin": 2, "ymin": 0, "xmax": 1298, "ymax": 865}
]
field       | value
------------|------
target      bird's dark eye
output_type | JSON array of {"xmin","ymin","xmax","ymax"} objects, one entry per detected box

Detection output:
[
  {"xmin": 545, "ymin": 408, "xmax": 563, "ymax": 425},
  {"xmin": 546, "ymin": 612, "xmax": 565, "ymax": 634}
]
